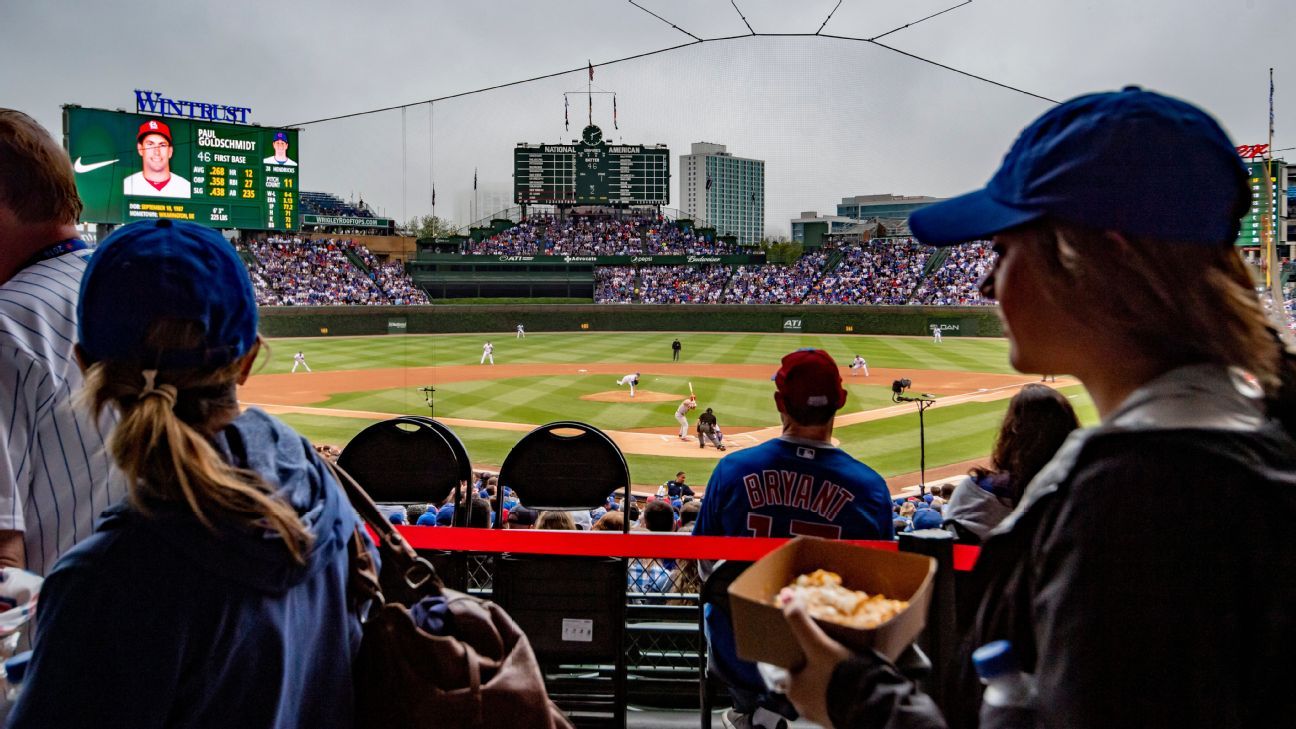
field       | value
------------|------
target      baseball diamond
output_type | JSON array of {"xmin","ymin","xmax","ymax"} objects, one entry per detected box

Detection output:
[{"xmin": 242, "ymin": 330, "xmax": 1097, "ymax": 492}]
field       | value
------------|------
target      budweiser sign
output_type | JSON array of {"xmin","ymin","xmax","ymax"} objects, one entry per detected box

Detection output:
[{"xmin": 1237, "ymin": 144, "xmax": 1270, "ymax": 159}]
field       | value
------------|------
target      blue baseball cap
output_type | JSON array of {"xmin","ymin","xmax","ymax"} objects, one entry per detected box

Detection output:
[
  {"xmin": 273, "ymin": 131, "xmax": 288, "ymax": 143},
  {"xmin": 912, "ymin": 509, "xmax": 945, "ymax": 530},
  {"xmin": 909, "ymin": 86, "xmax": 1250, "ymax": 246},
  {"xmin": 78, "ymin": 219, "xmax": 258, "ymax": 368}
]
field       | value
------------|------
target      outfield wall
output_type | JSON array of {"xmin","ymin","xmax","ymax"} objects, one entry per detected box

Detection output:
[{"xmin": 258, "ymin": 304, "xmax": 1003, "ymax": 338}]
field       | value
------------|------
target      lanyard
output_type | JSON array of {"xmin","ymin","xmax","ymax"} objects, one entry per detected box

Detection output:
[{"xmin": 19, "ymin": 239, "xmax": 88, "ymax": 272}]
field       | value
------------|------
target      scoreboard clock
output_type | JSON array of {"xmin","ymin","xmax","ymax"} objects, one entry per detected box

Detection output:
[
  {"xmin": 514, "ymin": 125, "xmax": 669, "ymax": 206},
  {"xmin": 64, "ymin": 106, "xmax": 299, "ymax": 231}
]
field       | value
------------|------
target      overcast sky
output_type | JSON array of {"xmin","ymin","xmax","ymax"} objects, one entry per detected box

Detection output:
[{"xmin": 3, "ymin": 0, "xmax": 1293, "ymax": 235}]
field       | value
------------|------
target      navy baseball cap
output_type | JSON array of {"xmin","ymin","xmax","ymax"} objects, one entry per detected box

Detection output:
[
  {"xmin": 273, "ymin": 131, "xmax": 288, "ymax": 143},
  {"xmin": 78, "ymin": 219, "xmax": 259, "ymax": 368},
  {"xmin": 909, "ymin": 86, "xmax": 1251, "ymax": 246}
]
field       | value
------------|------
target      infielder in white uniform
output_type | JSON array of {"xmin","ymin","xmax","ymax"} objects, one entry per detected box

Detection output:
[
  {"xmin": 291, "ymin": 351, "xmax": 311, "ymax": 373},
  {"xmin": 932, "ymin": 327, "xmax": 943, "ymax": 343},
  {"xmin": 481, "ymin": 341, "xmax": 494, "ymax": 364},
  {"xmin": 122, "ymin": 119, "xmax": 192, "ymax": 199},
  {"xmin": 674, "ymin": 395, "xmax": 697, "ymax": 440},
  {"xmin": 850, "ymin": 355, "xmax": 869, "ymax": 376},
  {"xmin": 616, "ymin": 372, "xmax": 640, "ymax": 397},
  {"xmin": 516, "ymin": 323, "xmax": 525, "ymax": 338}
]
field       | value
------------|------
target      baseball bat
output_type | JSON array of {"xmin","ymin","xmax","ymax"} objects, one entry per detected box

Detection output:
[{"xmin": 689, "ymin": 381, "xmax": 695, "ymax": 397}]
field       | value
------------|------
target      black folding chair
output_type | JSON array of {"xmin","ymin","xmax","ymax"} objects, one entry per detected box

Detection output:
[
  {"xmin": 338, "ymin": 416, "xmax": 470, "ymax": 589},
  {"xmin": 491, "ymin": 421, "xmax": 631, "ymax": 728}
]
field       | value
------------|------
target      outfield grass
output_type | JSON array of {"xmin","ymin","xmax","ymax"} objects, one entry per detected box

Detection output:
[
  {"xmin": 315, "ymin": 375, "xmax": 898, "ymax": 429},
  {"xmin": 261, "ymin": 332, "xmax": 1097, "ymax": 489},
  {"xmin": 260, "ymin": 331, "xmax": 1016, "ymax": 374}
]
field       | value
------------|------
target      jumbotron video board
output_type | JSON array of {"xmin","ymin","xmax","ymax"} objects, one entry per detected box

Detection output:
[
  {"xmin": 514, "ymin": 124, "xmax": 669, "ymax": 206},
  {"xmin": 64, "ymin": 106, "xmax": 298, "ymax": 231}
]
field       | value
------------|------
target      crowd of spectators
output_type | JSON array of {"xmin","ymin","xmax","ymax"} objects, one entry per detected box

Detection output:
[
  {"xmin": 721, "ymin": 250, "xmax": 830, "ymax": 304},
  {"xmin": 802, "ymin": 238, "xmax": 932, "ymax": 305},
  {"xmin": 909, "ymin": 240, "xmax": 994, "ymax": 305},
  {"xmin": 466, "ymin": 214, "xmax": 736, "ymax": 256},
  {"xmin": 243, "ymin": 236, "xmax": 427, "ymax": 306},
  {"xmin": 354, "ymin": 245, "xmax": 431, "ymax": 305},
  {"xmin": 594, "ymin": 265, "xmax": 637, "ymax": 302},
  {"xmin": 638, "ymin": 264, "xmax": 731, "ymax": 304}
]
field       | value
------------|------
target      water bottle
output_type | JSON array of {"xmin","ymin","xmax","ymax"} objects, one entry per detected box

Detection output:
[{"xmin": 972, "ymin": 640, "xmax": 1037, "ymax": 729}]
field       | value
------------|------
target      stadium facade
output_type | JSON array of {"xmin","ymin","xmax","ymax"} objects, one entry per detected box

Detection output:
[
  {"xmin": 836, "ymin": 193, "xmax": 944, "ymax": 221},
  {"xmin": 679, "ymin": 143, "xmax": 764, "ymax": 245}
]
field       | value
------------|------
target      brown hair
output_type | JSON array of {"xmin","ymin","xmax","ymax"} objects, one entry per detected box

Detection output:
[
  {"xmin": 0, "ymin": 109, "xmax": 83, "ymax": 224},
  {"xmin": 1030, "ymin": 220, "xmax": 1281, "ymax": 389},
  {"xmin": 592, "ymin": 511, "xmax": 625, "ymax": 532},
  {"xmin": 971, "ymin": 384, "xmax": 1080, "ymax": 503},
  {"xmin": 82, "ymin": 321, "xmax": 312, "ymax": 563},
  {"xmin": 536, "ymin": 510, "xmax": 576, "ymax": 531}
]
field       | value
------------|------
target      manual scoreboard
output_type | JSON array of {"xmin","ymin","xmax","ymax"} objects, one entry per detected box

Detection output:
[
  {"xmin": 64, "ymin": 106, "xmax": 298, "ymax": 231},
  {"xmin": 514, "ymin": 124, "xmax": 669, "ymax": 206}
]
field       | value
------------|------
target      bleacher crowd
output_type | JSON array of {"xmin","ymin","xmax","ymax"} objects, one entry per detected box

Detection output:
[
  {"xmin": 243, "ymin": 236, "xmax": 428, "ymax": 306},
  {"xmin": 465, "ymin": 214, "xmax": 736, "ymax": 256}
]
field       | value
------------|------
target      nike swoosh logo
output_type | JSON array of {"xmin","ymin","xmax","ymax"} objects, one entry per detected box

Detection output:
[{"xmin": 73, "ymin": 158, "xmax": 118, "ymax": 173}]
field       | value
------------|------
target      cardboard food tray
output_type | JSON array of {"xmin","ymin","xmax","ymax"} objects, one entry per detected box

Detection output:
[{"xmin": 727, "ymin": 536, "xmax": 936, "ymax": 668}]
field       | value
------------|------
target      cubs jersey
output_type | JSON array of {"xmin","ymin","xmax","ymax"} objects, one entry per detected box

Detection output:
[{"xmin": 693, "ymin": 436, "xmax": 893, "ymax": 540}]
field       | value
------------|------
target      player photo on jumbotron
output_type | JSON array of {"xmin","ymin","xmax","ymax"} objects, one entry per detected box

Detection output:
[{"xmin": 123, "ymin": 119, "xmax": 191, "ymax": 198}]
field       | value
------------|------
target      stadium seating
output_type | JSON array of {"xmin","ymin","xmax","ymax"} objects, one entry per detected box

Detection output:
[{"xmin": 242, "ymin": 236, "xmax": 429, "ymax": 306}]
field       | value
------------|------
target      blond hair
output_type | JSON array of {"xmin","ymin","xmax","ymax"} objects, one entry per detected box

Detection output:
[
  {"xmin": 0, "ymin": 109, "xmax": 83, "ymax": 224},
  {"xmin": 82, "ymin": 321, "xmax": 313, "ymax": 563},
  {"xmin": 1033, "ymin": 221, "xmax": 1281, "ymax": 391}
]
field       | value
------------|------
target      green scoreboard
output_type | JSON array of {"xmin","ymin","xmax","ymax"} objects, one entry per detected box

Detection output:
[
  {"xmin": 64, "ymin": 106, "xmax": 299, "ymax": 231},
  {"xmin": 1237, "ymin": 157, "xmax": 1285, "ymax": 247},
  {"xmin": 514, "ymin": 124, "xmax": 669, "ymax": 206}
]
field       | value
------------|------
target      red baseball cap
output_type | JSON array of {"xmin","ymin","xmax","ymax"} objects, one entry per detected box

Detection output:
[
  {"xmin": 772, "ymin": 349, "xmax": 847, "ymax": 412},
  {"xmin": 136, "ymin": 119, "xmax": 172, "ymax": 144}
]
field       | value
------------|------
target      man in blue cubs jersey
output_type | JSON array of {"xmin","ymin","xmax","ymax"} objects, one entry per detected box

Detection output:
[{"xmin": 694, "ymin": 348, "xmax": 893, "ymax": 729}]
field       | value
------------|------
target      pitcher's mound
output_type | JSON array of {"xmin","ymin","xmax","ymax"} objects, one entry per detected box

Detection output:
[{"xmin": 583, "ymin": 390, "xmax": 680, "ymax": 403}]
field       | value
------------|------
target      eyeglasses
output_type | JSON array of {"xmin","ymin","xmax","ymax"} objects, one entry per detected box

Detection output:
[{"xmin": 141, "ymin": 140, "xmax": 170, "ymax": 150}]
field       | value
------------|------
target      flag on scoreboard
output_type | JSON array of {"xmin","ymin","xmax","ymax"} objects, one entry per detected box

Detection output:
[
  {"xmin": 432, "ymin": 187, "xmax": 436, "ymax": 207},
  {"xmin": 473, "ymin": 169, "xmax": 477, "ymax": 191},
  {"xmin": 588, "ymin": 60, "xmax": 594, "ymax": 81},
  {"xmin": 565, "ymin": 95, "xmax": 570, "ymax": 131},
  {"xmin": 613, "ymin": 95, "xmax": 618, "ymax": 129}
]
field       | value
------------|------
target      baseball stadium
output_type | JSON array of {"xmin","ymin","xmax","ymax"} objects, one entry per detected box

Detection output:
[
  {"xmin": 4, "ymin": 1, "xmax": 1294, "ymax": 727},
  {"xmin": 246, "ymin": 327, "xmax": 1095, "ymax": 494}
]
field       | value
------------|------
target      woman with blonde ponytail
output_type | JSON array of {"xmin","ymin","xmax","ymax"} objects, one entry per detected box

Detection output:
[{"xmin": 10, "ymin": 220, "xmax": 368, "ymax": 729}]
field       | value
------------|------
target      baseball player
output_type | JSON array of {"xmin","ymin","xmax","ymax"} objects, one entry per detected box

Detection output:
[
  {"xmin": 291, "ymin": 350, "xmax": 311, "ymax": 373},
  {"xmin": 516, "ymin": 323, "xmax": 525, "ymax": 338},
  {"xmin": 615, "ymin": 372, "xmax": 640, "ymax": 397},
  {"xmin": 261, "ymin": 131, "xmax": 297, "ymax": 166},
  {"xmin": 480, "ymin": 341, "xmax": 494, "ymax": 365},
  {"xmin": 674, "ymin": 394, "xmax": 697, "ymax": 440},
  {"xmin": 850, "ymin": 355, "xmax": 869, "ymax": 377},
  {"xmin": 122, "ymin": 119, "xmax": 192, "ymax": 199},
  {"xmin": 932, "ymin": 326, "xmax": 943, "ymax": 343}
]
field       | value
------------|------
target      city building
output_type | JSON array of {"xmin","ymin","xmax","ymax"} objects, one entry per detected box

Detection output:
[
  {"xmin": 790, "ymin": 211, "xmax": 857, "ymax": 246},
  {"xmin": 457, "ymin": 184, "xmax": 514, "ymax": 228},
  {"xmin": 836, "ymin": 194, "xmax": 944, "ymax": 222},
  {"xmin": 679, "ymin": 142, "xmax": 764, "ymax": 244}
]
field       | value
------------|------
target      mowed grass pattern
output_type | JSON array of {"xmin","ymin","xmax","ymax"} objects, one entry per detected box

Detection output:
[
  {"xmin": 261, "ymin": 331, "xmax": 1016, "ymax": 374},
  {"xmin": 259, "ymin": 332, "xmax": 1095, "ymax": 488},
  {"xmin": 317, "ymin": 375, "xmax": 899, "ymax": 430}
]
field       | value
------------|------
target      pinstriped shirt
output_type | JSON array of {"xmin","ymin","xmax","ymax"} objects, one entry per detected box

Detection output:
[{"xmin": 0, "ymin": 248, "xmax": 123, "ymax": 575}]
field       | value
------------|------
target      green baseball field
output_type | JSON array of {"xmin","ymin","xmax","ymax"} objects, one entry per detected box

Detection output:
[{"xmin": 242, "ymin": 331, "xmax": 1098, "ymax": 493}]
